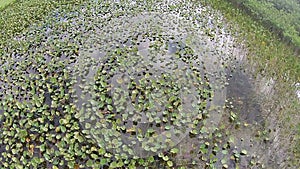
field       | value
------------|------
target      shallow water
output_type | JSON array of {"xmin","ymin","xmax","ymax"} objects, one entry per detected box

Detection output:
[
  {"xmin": 0, "ymin": 0, "xmax": 298, "ymax": 168},
  {"xmin": 227, "ymin": 70, "xmax": 264, "ymax": 125}
]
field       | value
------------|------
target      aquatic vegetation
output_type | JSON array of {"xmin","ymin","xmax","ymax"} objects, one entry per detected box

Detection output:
[{"xmin": 0, "ymin": 0, "xmax": 299, "ymax": 168}]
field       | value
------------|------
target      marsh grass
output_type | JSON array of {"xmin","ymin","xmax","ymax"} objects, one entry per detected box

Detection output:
[
  {"xmin": 0, "ymin": 0, "xmax": 15, "ymax": 9},
  {"xmin": 207, "ymin": 0, "xmax": 300, "ymax": 167}
]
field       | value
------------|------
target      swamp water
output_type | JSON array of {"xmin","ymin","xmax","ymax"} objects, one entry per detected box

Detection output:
[{"xmin": 0, "ymin": 0, "xmax": 298, "ymax": 168}]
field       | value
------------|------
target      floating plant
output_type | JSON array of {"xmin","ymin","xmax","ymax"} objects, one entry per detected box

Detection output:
[{"xmin": 0, "ymin": 0, "xmax": 298, "ymax": 168}]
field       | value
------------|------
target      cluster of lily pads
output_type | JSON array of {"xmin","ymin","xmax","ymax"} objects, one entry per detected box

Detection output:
[
  {"xmin": 2, "ymin": 0, "xmax": 298, "ymax": 168},
  {"xmin": 73, "ymin": 31, "xmax": 215, "ymax": 159}
]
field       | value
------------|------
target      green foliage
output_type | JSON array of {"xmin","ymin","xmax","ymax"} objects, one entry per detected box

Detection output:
[
  {"xmin": 0, "ymin": 0, "xmax": 15, "ymax": 9},
  {"xmin": 228, "ymin": 0, "xmax": 300, "ymax": 48},
  {"xmin": 207, "ymin": 0, "xmax": 300, "ymax": 167},
  {"xmin": 0, "ymin": 0, "xmax": 299, "ymax": 168}
]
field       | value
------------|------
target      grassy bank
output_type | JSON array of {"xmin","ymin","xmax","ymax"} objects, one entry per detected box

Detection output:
[
  {"xmin": 206, "ymin": 0, "xmax": 300, "ymax": 166},
  {"xmin": 204, "ymin": 0, "xmax": 300, "ymax": 81},
  {"xmin": 225, "ymin": 0, "xmax": 300, "ymax": 52},
  {"xmin": 0, "ymin": 0, "xmax": 15, "ymax": 9}
]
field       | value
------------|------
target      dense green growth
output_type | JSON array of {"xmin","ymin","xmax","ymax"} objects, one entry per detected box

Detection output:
[
  {"xmin": 0, "ymin": 0, "xmax": 81, "ymax": 45},
  {"xmin": 0, "ymin": 0, "xmax": 15, "ymax": 9},
  {"xmin": 227, "ymin": 0, "xmax": 300, "ymax": 49}
]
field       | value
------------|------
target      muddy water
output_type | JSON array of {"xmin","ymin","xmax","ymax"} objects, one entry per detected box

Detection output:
[
  {"xmin": 171, "ymin": 43, "xmax": 298, "ymax": 168},
  {"xmin": 170, "ymin": 62, "xmax": 271, "ymax": 168},
  {"xmin": 227, "ymin": 70, "xmax": 264, "ymax": 125}
]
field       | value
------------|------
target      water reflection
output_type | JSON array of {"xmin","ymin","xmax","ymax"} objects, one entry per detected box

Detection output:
[{"xmin": 227, "ymin": 70, "xmax": 264, "ymax": 125}]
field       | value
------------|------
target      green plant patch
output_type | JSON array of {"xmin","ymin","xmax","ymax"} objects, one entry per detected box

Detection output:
[{"xmin": 0, "ymin": 0, "xmax": 15, "ymax": 9}]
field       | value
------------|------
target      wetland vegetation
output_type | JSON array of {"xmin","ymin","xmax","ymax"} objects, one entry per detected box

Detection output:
[
  {"xmin": 0, "ymin": 0, "xmax": 299, "ymax": 168},
  {"xmin": 227, "ymin": 0, "xmax": 300, "ymax": 50}
]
